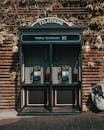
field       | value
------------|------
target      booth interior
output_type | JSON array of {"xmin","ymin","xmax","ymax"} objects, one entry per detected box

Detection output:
[{"xmin": 20, "ymin": 43, "xmax": 82, "ymax": 113}]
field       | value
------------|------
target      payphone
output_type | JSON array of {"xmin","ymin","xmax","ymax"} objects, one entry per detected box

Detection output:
[
  {"xmin": 33, "ymin": 66, "xmax": 44, "ymax": 84},
  {"xmin": 52, "ymin": 66, "xmax": 72, "ymax": 84}
]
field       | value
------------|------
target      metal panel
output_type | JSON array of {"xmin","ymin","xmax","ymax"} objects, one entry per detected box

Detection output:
[
  {"xmin": 55, "ymin": 89, "xmax": 75, "ymax": 105},
  {"xmin": 27, "ymin": 89, "xmax": 48, "ymax": 106}
]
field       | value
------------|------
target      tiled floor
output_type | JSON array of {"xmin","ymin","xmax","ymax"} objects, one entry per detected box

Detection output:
[{"xmin": 0, "ymin": 113, "xmax": 104, "ymax": 130}]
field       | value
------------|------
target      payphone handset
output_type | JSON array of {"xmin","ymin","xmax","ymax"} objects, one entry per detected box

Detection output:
[
  {"xmin": 33, "ymin": 66, "xmax": 41, "ymax": 83},
  {"xmin": 61, "ymin": 66, "xmax": 70, "ymax": 82}
]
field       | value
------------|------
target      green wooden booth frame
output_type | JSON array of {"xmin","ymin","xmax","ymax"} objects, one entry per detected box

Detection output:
[{"xmin": 18, "ymin": 17, "xmax": 85, "ymax": 115}]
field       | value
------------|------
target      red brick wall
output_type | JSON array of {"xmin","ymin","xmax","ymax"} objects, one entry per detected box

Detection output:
[{"xmin": 0, "ymin": 0, "xmax": 103, "ymax": 111}]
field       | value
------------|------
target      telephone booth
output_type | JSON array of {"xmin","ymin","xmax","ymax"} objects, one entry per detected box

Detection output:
[{"xmin": 18, "ymin": 17, "xmax": 85, "ymax": 115}]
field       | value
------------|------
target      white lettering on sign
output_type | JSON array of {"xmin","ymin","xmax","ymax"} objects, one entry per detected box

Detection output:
[
  {"xmin": 38, "ymin": 18, "xmax": 63, "ymax": 26},
  {"xmin": 35, "ymin": 36, "xmax": 61, "ymax": 40}
]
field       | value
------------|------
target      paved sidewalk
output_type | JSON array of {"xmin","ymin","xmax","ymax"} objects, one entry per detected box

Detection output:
[
  {"xmin": 0, "ymin": 110, "xmax": 17, "ymax": 120},
  {"xmin": 0, "ymin": 112, "xmax": 104, "ymax": 130}
]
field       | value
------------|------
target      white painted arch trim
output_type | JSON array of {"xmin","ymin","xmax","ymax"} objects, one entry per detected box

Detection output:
[{"xmin": 31, "ymin": 17, "xmax": 74, "ymax": 27}]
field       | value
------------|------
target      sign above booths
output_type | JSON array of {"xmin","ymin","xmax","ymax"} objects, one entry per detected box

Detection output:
[
  {"xmin": 18, "ymin": 17, "xmax": 85, "ymax": 44},
  {"xmin": 21, "ymin": 34, "xmax": 81, "ymax": 42},
  {"xmin": 37, "ymin": 18, "xmax": 64, "ymax": 26},
  {"xmin": 31, "ymin": 17, "xmax": 73, "ymax": 27}
]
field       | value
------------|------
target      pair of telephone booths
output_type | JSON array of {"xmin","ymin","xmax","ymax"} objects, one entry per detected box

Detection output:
[{"xmin": 18, "ymin": 17, "xmax": 85, "ymax": 115}]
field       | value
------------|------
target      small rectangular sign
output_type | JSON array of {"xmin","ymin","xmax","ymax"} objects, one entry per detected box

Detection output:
[{"xmin": 21, "ymin": 34, "xmax": 81, "ymax": 42}]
